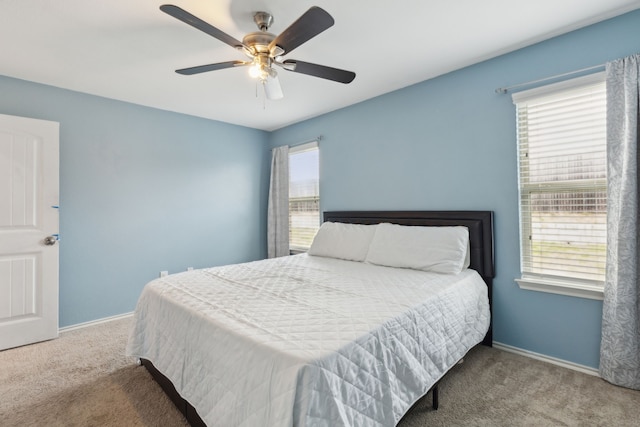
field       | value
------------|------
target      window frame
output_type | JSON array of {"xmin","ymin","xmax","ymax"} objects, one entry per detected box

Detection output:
[
  {"xmin": 512, "ymin": 72, "xmax": 606, "ymax": 300},
  {"xmin": 288, "ymin": 141, "xmax": 320, "ymax": 253}
]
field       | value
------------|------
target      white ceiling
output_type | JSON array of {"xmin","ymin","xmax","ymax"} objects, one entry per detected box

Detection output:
[{"xmin": 2, "ymin": 0, "xmax": 639, "ymax": 131}]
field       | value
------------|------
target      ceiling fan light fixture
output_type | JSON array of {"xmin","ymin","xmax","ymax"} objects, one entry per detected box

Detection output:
[
  {"xmin": 248, "ymin": 63, "xmax": 261, "ymax": 79},
  {"xmin": 264, "ymin": 73, "xmax": 283, "ymax": 100},
  {"xmin": 248, "ymin": 55, "xmax": 272, "ymax": 80}
]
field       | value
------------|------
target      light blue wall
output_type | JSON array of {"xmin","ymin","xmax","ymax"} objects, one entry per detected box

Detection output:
[
  {"xmin": 0, "ymin": 76, "xmax": 270, "ymax": 327},
  {"xmin": 269, "ymin": 10, "xmax": 640, "ymax": 368}
]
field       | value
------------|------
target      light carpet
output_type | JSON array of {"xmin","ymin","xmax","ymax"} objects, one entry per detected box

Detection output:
[{"xmin": 1, "ymin": 317, "xmax": 638, "ymax": 426}]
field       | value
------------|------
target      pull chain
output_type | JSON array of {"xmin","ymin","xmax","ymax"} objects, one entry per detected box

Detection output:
[{"xmin": 254, "ymin": 81, "xmax": 268, "ymax": 110}]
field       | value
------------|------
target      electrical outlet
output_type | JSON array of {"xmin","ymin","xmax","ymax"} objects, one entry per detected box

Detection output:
[{"xmin": 160, "ymin": 271, "xmax": 168, "ymax": 277}]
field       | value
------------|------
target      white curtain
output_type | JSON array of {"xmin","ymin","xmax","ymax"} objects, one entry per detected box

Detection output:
[
  {"xmin": 267, "ymin": 145, "xmax": 289, "ymax": 258},
  {"xmin": 600, "ymin": 53, "xmax": 640, "ymax": 390}
]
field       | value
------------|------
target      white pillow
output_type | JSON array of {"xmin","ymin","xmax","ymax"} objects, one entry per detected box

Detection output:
[
  {"xmin": 365, "ymin": 223, "xmax": 469, "ymax": 274},
  {"xmin": 308, "ymin": 222, "xmax": 377, "ymax": 262}
]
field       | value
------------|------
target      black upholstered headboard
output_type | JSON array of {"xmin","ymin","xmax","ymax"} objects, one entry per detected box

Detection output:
[{"xmin": 323, "ymin": 210, "xmax": 495, "ymax": 346}]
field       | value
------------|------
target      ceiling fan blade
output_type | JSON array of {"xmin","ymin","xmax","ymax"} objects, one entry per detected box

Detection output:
[
  {"xmin": 176, "ymin": 61, "xmax": 246, "ymax": 75},
  {"xmin": 160, "ymin": 4, "xmax": 244, "ymax": 49},
  {"xmin": 268, "ymin": 7, "xmax": 334, "ymax": 56},
  {"xmin": 282, "ymin": 60, "xmax": 355, "ymax": 84},
  {"xmin": 264, "ymin": 74, "xmax": 284, "ymax": 100}
]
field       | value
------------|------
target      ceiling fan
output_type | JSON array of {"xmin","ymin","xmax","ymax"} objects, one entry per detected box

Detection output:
[{"xmin": 160, "ymin": 4, "xmax": 356, "ymax": 100}]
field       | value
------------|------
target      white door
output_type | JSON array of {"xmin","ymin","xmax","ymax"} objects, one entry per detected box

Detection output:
[{"xmin": 0, "ymin": 113, "xmax": 59, "ymax": 350}]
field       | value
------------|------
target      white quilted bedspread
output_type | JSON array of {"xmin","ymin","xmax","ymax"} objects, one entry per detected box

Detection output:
[{"xmin": 126, "ymin": 254, "xmax": 489, "ymax": 427}]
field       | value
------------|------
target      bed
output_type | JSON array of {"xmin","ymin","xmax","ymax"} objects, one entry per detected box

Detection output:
[{"xmin": 127, "ymin": 210, "xmax": 494, "ymax": 426}]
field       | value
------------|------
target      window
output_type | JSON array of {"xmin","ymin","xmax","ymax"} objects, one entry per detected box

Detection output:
[
  {"xmin": 513, "ymin": 73, "xmax": 606, "ymax": 299},
  {"xmin": 289, "ymin": 141, "xmax": 319, "ymax": 252}
]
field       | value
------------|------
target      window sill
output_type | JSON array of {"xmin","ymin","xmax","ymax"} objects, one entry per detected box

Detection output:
[{"xmin": 515, "ymin": 277, "xmax": 604, "ymax": 300}]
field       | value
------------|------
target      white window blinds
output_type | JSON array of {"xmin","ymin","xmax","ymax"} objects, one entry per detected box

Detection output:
[
  {"xmin": 289, "ymin": 141, "xmax": 319, "ymax": 251},
  {"xmin": 513, "ymin": 73, "xmax": 606, "ymax": 284}
]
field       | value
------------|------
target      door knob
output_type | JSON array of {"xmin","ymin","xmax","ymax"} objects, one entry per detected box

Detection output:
[{"xmin": 44, "ymin": 235, "xmax": 58, "ymax": 246}]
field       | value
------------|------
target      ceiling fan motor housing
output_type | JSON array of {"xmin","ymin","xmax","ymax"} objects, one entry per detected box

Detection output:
[
  {"xmin": 243, "ymin": 31, "xmax": 275, "ymax": 54},
  {"xmin": 243, "ymin": 11, "xmax": 285, "ymax": 58}
]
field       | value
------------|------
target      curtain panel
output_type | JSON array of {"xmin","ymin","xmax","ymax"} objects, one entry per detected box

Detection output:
[
  {"xmin": 600, "ymin": 54, "xmax": 640, "ymax": 390},
  {"xmin": 267, "ymin": 145, "xmax": 289, "ymax": 258}
]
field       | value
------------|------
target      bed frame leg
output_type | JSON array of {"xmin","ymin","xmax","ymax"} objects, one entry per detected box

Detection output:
[{"xmin": 432, "ymin": 383, "xmax": 439, "ymax": 410}]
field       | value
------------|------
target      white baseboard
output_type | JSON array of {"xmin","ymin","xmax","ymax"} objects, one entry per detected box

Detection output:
[
  {"xmin": 59, "ymin": 312, "xmax": 134, "ymax": 333},
  {"xmin": 492, "ymin": 341, "xmax": 600, "ymax": 377}
]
